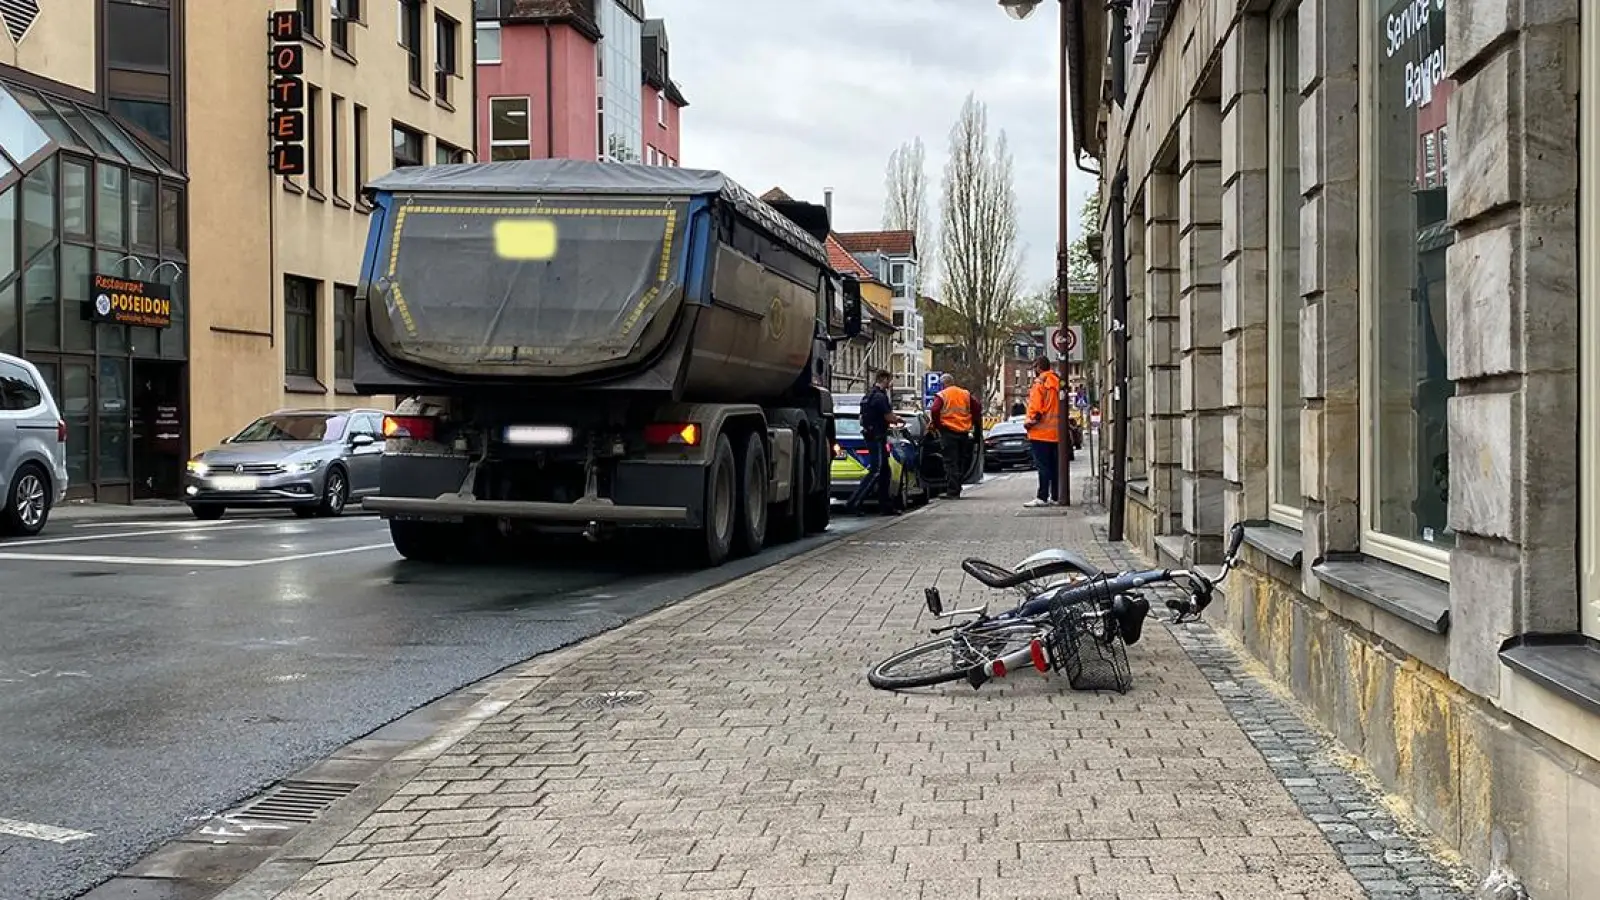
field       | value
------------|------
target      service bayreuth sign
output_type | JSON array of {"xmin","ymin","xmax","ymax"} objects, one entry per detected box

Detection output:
[{"xmin": 88, "ymin": 273, "xmax": 173, "ymax": 328}]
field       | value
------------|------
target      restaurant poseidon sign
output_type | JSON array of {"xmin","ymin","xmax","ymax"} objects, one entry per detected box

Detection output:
[{"xmin": 87, "ymin": 273, "xmax": 173, "ymax": 329}]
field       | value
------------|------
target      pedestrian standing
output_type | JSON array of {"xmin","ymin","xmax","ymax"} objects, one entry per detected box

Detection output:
[
  {"xmin": 846, "ymin": 370, "xmax": 903, "ymax": 515},
  {"xmin": 1023, "ymin": 356, "xmax": 1061, "ymax": 507},
  {"xmin": 930, "ymin": 373, "xmax": 977, "ymax": 499}
]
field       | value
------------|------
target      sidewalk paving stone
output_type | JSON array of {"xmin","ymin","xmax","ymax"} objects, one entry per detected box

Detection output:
[{"xmin": 231, "ymin": 468, "xmax": 1476, "ymax": 900}]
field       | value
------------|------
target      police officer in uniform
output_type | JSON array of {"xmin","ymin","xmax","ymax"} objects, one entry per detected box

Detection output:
[
  {"xmin": 846, "ymin": 369, "xmax": 903, "ymax": 514},
  {"xmin": 929, "ymin": 373, "xmax": 978, "ymax": 499}
]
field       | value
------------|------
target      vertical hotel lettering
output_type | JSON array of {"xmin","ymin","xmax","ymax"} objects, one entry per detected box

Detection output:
[{"xmin": 269, "ymin": 10, "xmax": 307, "ymax": 176}]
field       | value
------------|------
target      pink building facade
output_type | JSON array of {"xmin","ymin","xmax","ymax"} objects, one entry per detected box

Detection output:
[{"xmin": 473, "ymin": 0, "xmax": 687, "ymax": 166}]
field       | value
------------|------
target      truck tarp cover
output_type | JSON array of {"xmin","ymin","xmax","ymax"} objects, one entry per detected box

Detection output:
[{"xmin": 368, "ymin": 190, "xmax": 690, "ymax": 374}]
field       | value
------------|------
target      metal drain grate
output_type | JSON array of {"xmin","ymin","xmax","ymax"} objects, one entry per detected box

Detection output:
[
  {"xmin": 580, "ymin": 690, "xmax": 650, "ymax": 710},
  {"xmin": 232, "ymin": 780, "xmax": 360, "ymax": 824}
]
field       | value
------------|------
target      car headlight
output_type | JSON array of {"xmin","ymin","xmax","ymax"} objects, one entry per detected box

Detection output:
[
  {"xmin": 286, "ymin": 460, "xmax": 324, "ymax": 473},
  {"xmin": 186, "ymin": 459, "xmax": 210, "ymax": 476}
]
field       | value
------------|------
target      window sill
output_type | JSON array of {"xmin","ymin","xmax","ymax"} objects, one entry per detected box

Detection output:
[
  {"xmin": 1242, "ymin": 520, "xmax": 1303, "ymax": 568},
  {"xmin": 332, "ymin": 195, "xmax": 351, "ymax": 210},
  {"xmin": 301, "ymin": 32, "xmax": 325, "ymax": 50},
  {"xmin": 355, "ymin": 202, "xmax": 372, "ymax": 215},
  {"xmin": 284, "ymin": 375, "xmax": 327, "ymax": 395},
  {"xmin": 409, "ymin": 85, "xmax": 430, "ymax": 101},
  {"xmin": 1154, "ymin": 535, "xmax": 1186, "ymax": 566},
  {"xmin": 332, "ymin": 46, "xmax": 358, "ymax": 66},
  {"xmin": 1312, "ymin": 554, "xmax": 1450, "ymax": 634},
  {"xmin": 335, "ymin": 378, "xmax": 360, "ymax": 396},
  {"xmin": 1128, "ymin": 479, "xmax": 1149, "ymax": 497},
  {"xmin": 1499, "ymin": 634, "xmax": 1600, "ymax": 718},
  {"xmin": 308, "ymin": 187, "xmax": 327, "ymax": 203},
  {"xmin": 281, "ymin": 178, "xmax": 304, "ymax": 195},
  {"xmin": 435, "ymin": 96, "xmax": 455, "ymax": 113}
]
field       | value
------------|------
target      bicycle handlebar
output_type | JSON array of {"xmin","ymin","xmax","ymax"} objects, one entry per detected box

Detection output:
[{"xmin": 1016, "ymin": 522, "xmax": 1248, "ymax": 623}]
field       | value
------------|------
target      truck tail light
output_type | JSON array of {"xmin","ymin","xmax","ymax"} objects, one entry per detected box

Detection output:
[
  {"xmin": 644, "ymin": 423, "xmax": 699, "ymax": 446},
  {"xmin": 57, "ymin": 420, "xmax": 67, "ymax": 443},
  {"xmin": 382, "ymin": 415, "xmax": 436, "ymax": 441}
]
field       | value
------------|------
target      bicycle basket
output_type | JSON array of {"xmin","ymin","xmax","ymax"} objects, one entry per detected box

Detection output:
[{"xmin": 1044, "ymin": 579, "xmax": 1133, "ymax": 693}]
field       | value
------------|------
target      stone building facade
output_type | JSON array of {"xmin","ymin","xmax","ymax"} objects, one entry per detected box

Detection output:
[{"xmin": 1067, "ymin": 0, "xmax": 1596, "ymax": 896}]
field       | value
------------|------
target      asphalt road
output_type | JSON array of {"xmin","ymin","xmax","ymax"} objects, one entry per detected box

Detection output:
[{"xmin": 0, "ymin": 508, "xmax": 876, "ymax": 900}]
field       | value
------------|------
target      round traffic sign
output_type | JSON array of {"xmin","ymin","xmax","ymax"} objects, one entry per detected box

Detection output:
[
  {"xmin": 1064, "ymin": 328, "xmax": 1078, "ymax": 352},
  {"xmin": 1051, "ymin": 328, "xmax": 1069, "ymax": 352}
]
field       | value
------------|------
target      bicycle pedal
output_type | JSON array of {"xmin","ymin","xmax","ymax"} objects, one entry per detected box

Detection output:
[{"xmin": 924, "ymin": 587, "xmax": 943, "ymax": 616}]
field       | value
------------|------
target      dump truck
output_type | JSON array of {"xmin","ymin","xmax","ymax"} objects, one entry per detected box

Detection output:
[{"xmin": 350, "ymin": 159, "xmax": 864, "ymax": 566}]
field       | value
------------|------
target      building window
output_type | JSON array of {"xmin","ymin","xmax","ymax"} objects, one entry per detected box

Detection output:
[
  {"xmin": 306, "ymin": 85, "xmax": 323, "ymax": 196},
  {"xmin": 1267, "ymin": 1, "xmax": 1300, "ymax": 526},
  {"xmin": 1360, "ymin": 0, "xmax": 1453, "ymax": 580},
  {"xmin": 297, "ymin": 0, "xmax": 317, "ymax": 38},
  {"xmin": 97, "ymin": 164, "xmax": 126, "ymax": 248},
  {"xmin": 332, "ymin": 0, "xmax": 360, "ymax": 56},
  {"xmin": 434, "ymin": 14, "xmax": 458, "ymax": 103},
  {"xmin": 331, "ymin": 94, "xmax": 345, "ymax": 200},
  {"xmin": 334, "ymin": 283, "xmax": 356, "ymax": 380},
  {"xmin": 595, "ymin": 96, "xmax": 605, "ymax": 161},
  {"xmin": 104, "ymin": 0, "xmax": 177, "ymax": 163},
  {"xmin": 1582, "ymin": 3, "xmax": 1600, "ymax": 639},
  {"xmin": 398, "ymin": 0, "xmax": 423, "ymax": 90},
  {"xmin": 353, "ymin": 104, "xmax": 368, "ymax": 193},
  {"xmin": 130, "ymin": 174, "xmax": 157, "ymax": 249},
  {"xmin": 475, "ymin": 21, "xmax": 501, "ymax": 62},
  {"xmin": 657, "ymin": 89, "xmax": 666, "ymax": 125},
  {"xmin": 391, "ymin": 123, "xmax": 422, "ymax": 169},
  {"xmin": 285, "ymin": 275, "xmax": 319, "ymax": 378},
  {"xmin": 488, "ymin": 97, "xmax": 530, "ymax": 160}
]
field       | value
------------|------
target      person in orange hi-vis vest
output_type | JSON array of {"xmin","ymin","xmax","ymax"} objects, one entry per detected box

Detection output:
[
  {"xmin": 1023, "ymin": 356, "xmax": 1062, "ymax": 507},
  {"xmin": 930, "ymin": 373, "xmax": 978, "ymax": 499}
]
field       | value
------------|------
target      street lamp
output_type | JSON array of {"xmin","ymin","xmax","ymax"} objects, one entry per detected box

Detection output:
[{"xmin": 999, "ymin": 0, "xmax": 1072, "ymax": 507}]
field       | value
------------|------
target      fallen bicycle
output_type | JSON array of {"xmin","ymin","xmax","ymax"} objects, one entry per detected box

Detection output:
[{"xmin": 865, "ymin": 523, "xmax": 1246, "ymax": 693}]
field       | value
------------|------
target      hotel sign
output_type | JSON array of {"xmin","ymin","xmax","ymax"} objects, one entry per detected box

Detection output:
[
  {"xmin": 87, "ymin": 274, "xmax": 173, "ymax": 329},
  {"xmin": 269, "ymin": 10, "xmax": 306, "ymax": 176},
  {"xmin": 1129, "ymin": 0, "xmax": 1175, "ymax": 65}
]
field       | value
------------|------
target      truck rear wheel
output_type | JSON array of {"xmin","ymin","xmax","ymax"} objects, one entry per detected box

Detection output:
[
  {"xmin": 389, "ymin": 520, "xmax": 464, "ymax": 563},
  {"xmin": 732, "ymin": 433, "xmax": 769, "ymax": 557},
  {"xmin": 698, "ymin": 434, "xmax": 737, "ymax": 566}
]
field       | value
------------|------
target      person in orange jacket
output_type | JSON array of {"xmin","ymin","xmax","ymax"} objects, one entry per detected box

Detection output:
[{"xmin": 1023, "ymin": 357, "xmax": 1062, "ymax": 507}]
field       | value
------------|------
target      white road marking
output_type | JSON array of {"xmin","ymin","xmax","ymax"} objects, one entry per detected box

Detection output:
[
  {"xmin": 0, "ymin": 543, "xmax": 393, "ymax": 568},
  {"xmin": 0, "ymin": 816, "xmax": 95, "ymax": 844},
  {"xmin": 11, "ymin": 518, "xmax": 385, "ymax": 547}
]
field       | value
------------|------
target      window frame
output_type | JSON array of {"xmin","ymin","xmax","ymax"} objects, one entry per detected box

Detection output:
[
  {"xmin": 391, "ymin": 122, "xmax": 423, "ymax": 169},
  {"xmin": 332, "ymin": 0, "xmax": 360, "ymax": 55},
  {"xmin": 331, "ymin": 94, "xmax": 345, "ymax": 201},
  {"xmin": 475, "ymin": 20, "xmax": 502, "ymax": 63},
  {"xmin": 488, "ymin": 96, "xmax": 532, "ymax": 160},
  {"xmin": 1580, "ymin": 5, "xmax": 1600, "ymax": 638},
  {"xmin": 434, "ymin": 13, "xmax": 459, "ymax": 103},
  {"xmin": 334, "ymin": 283, "xmax": 356, "ymax": 380},
  {"xmin": 297, "ymin": 0, "xmax": 318, "ymax": 39},
  {"xmin": 1266, "ymin": 0, "xmax": 1302, "ymax": 529},
  {"xmin": 398, "ymin": 0, "xmax": 424, "ymax": 90},
  {"xmin": 1356, "ymin": 0, "xmax": 1452, "ymax": 582},
  {"xmin": 657, "ymin": 89, "xmax": 665, "ymax": 126},
  {"xmin": 284, "ymin": 275, "xmax": 320, "ymax": 379},
  {"xmin": 353, "ymin": 103, "xmax": 368, "ymax": 196},
  {"xmin": 306, "ymin": 84, "xmax": 323, "ymax": 197}
]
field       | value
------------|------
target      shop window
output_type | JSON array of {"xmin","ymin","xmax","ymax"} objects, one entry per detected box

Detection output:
[
  {"xmin": 21, "ymin": 156, "xmax": 55, "ymax": 263},
  {"xmin": 63, "ymin": 362, "xmax": 89, "ymax": 484},
  {"xmin": 391, "ymin": 123, "xmax": 422, "ymax": 169},
  {"xmin": 95, "ymin": 249, "xmax": 129, "ymax": 353},
  {"xmin": 130, "ymin": 174, "xmax": 157, "ymax": 249},
  {"xmin": 1267, "ymin": 1, "xmax": 1301, "ymax": 526},
  {"xmin": 22, "ymin": 246, "xmax": 57, "ymax": 350},
  {"xmin": 97, "ymin": 164, "xmax": 126, "ymax": 248},
  {"xmin": 1361, "ymin": 0, "xmax": 1453, "ymax": 581},
  {"xmin": 98, "ymin": 356, "xmax": 129, "ymax": 481},
  {"xmin": 62, "ymin": 157, "xmax": 89, "ymax": 239},
  {"xmin": 285, "ymin": 275, "xmax": 319, "ymax": 378},
  {"xmin": 489, "ymin": 97, "xmax": 531, "ymax": 160},
  {"xmin": 61, "ymin": 243, "xmax": 93, "ymax": 353},
  {"xmin": 156, "ymin": 263, "xmax": 185, "ymax": 359},
  {"xmin": 434, "ymin": 14, "xmax": 458, "ymax": 103},
  {"xmin": 334, "ymin": 283, "xmax": 356, "ymax": 379}
]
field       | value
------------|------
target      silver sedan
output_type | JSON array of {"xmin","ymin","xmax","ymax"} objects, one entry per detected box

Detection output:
[{"xmin": 182, "ymin": 408, "xmax": 390, "ymax": 520}]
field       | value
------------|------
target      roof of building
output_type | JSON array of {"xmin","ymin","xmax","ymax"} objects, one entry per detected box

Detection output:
[
  {"xmin": 825, "ymin": 235, "xmax": 875, "ymax": 281},
  {"xmin": 366, "ymin": 159, "xmax": 829, "ymax": 269},
  {"xmin": 835, "ymin": 229, "xmax": 917, "ymax": 259},
  {"xmin": 493, "ymin": 0, "xmax": 602, "ymax": 41},
  {"xmin": 641, "ymin": 19, "xmax": 689, "ymax": 107},
  {"xmin": 760, "ymin": 187, "xmax": 794, "ymax": 203}
]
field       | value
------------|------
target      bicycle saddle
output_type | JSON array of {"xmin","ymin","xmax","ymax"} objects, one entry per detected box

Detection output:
[{"xmin": 960, "ymin": 549, "xmax": 1103, "ymax": 589}]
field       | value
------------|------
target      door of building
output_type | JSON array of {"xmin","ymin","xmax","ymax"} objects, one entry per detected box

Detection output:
[{"xmin": 130, "ymin": 359, "xmax": 185, "ymax": 500}]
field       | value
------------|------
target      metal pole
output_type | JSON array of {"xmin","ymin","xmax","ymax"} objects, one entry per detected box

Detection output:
[
  {"xmin": 1055, "ymin": 0, "xmax": 1072, "ymax": 506},
  {"xmin": 1106, "ymin": 167, "xmax": 1130, "ymax": 541}
]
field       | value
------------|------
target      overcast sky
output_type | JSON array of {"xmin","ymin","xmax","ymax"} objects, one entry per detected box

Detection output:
[{"xmin": 649, "ymin": 0, "xmax": 1097, "ymax": 296}]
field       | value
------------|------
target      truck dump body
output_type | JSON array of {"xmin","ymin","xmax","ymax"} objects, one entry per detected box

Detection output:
[{"xmin": 359, "ymin": 160, "xmax": 836, "ymax": 393}]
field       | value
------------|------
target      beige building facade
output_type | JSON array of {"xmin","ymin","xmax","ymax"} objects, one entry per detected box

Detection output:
[
  {"xmin": 0, "ymin": 0, "xmax": 474, "ymax": 503},
  {"xmin": 1069, "ymin": 0, "xmax": 1596, "ymax": 895}
]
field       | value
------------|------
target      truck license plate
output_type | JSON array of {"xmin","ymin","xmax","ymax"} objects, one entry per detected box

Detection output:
[{"xmin": 210, "ymin": 475, "xmax": 258, "ymax": 490}]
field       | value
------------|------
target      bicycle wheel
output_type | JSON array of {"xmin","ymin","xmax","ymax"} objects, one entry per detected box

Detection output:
[{"xmin": 867, "ymin": 622, "xmax": 1046, "ymax": 690}]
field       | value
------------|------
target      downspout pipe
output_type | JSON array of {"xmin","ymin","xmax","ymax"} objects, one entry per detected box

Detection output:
[
  {"xmin": 1106, "ymin": 165, "xmax": 1130, "ymax": 541},
  {"xmin": 1109, "ymin": 0, "xmax": 1130, "ymax": 107}
]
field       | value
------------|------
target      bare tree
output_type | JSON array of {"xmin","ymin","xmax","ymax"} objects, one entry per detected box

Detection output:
[
  {"xmin": 882, "ymin": 137, "xmax": 933, "ymax": 297},
  {"xmin": 937, "ymin": 93, "xmax": 1024, "ymax": 407}
]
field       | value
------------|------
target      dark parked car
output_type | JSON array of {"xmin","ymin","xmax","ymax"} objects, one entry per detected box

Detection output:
[{"xmin": 983, "ymin": 417, "xmax": 1034, "ymax": 471}]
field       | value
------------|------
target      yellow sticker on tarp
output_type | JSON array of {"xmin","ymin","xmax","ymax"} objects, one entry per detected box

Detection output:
[{"xmin": 493, "ymin": 219, "xmax": 558, "ymax": 260}]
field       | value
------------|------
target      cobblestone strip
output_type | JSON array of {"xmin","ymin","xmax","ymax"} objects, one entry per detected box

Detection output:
[{"xmin": 1090, "ymin": 523, "xmax": 1477, "ymax": 900}]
